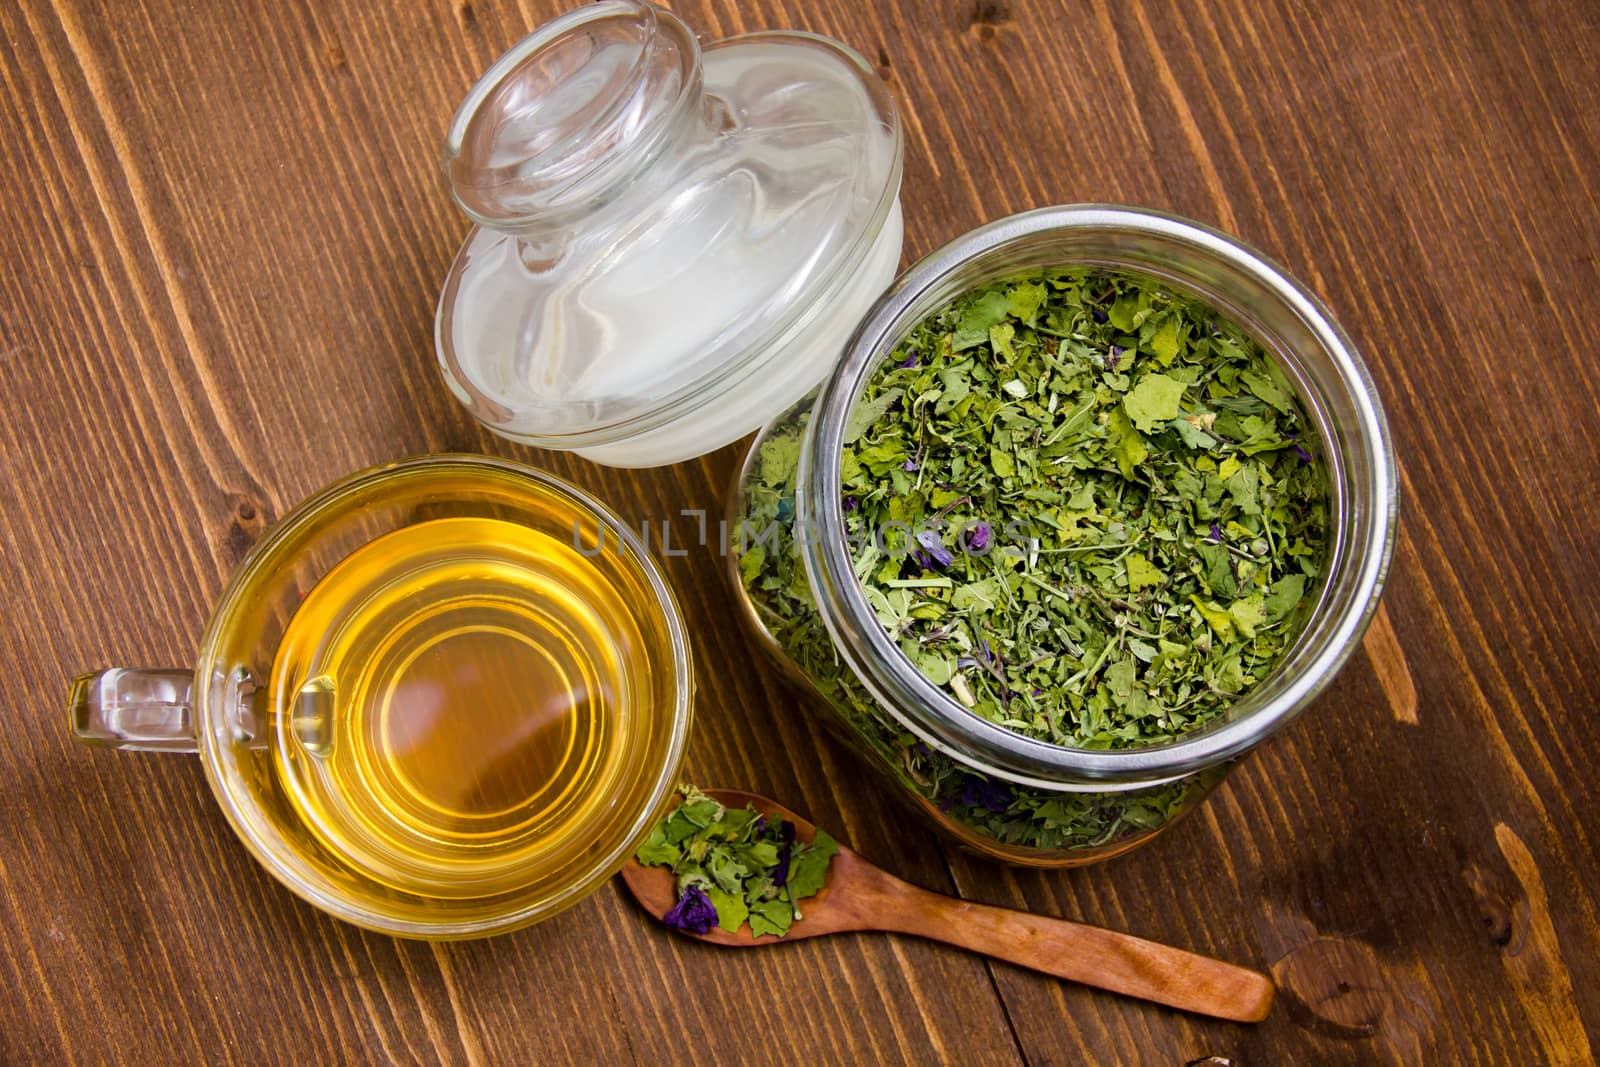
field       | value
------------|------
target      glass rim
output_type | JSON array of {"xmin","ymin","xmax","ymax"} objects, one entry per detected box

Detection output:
[
  {"xmin": 797, "ymin": 204, "xmax": 1400, "ymax": 787},
  {"xmin": 193, "ymin": 453, "xmax": 695, "ymax": 937}
]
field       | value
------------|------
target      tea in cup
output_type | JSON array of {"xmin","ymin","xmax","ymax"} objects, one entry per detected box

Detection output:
[{"xmin": 69, "ymin": 455, "xmax": 692, "ymax": 938}]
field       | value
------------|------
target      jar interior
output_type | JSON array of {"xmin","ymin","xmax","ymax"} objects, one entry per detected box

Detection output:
[{"xmin": 800, "ymin": 207, "xmax": 1396, "ymax": 787}]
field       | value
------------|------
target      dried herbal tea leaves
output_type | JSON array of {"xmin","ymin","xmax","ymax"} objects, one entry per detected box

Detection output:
[
  {"xmin": 635, "ymin": 785, "xmax": 838, "ymax": 937},
  {"xmin": 738, "ymin": 409, "xmax": 1214, "ymax": 853},
  {"xmin": 840, "ymin": 268, "xmax": 1329, "ymax": 749}
]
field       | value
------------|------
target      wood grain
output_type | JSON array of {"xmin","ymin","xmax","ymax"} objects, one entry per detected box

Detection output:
[{"xmin": 1, "ymin": 0, "xmax": 1596, "ymax": 1063}]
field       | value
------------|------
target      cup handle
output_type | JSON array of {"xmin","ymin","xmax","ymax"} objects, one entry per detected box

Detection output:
[{"xmin": 69, "ymin": 668, "xmax": 197, "ymax": 753}]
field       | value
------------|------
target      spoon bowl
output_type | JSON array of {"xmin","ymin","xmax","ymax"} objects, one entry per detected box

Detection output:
[
  {"xmin": 620, "ymin": 789, "xmax": 872, "ymax": 945},
  {"xmin": 620, "ymin": 788, "xmax": 1274, "ymax": 1023}
]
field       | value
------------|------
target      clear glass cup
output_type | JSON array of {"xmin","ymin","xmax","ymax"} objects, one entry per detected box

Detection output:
[
  {"xmin": 729, "ymin": 205, "xmax": 1399, "ymax": 866},
  {"xmin": 69, "ymin": 455, "xmax": 693, "ymax": 936},
  {"xmin": 436, "ymin": 0, "xmax": 904, "ymax": 466}
]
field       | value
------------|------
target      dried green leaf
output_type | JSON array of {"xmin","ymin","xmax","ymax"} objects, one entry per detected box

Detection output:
[
  {"xmin": 1148, "ymin": 316, "xmax": 1181, "ymax": 364},
  {"xmin": 707, "ymin": 887, "xmax": 748, "ymax": 934},
  {"xmin": 845, "ymin": 387, "xmax": 903, "ymax": 444},
  {"xmin": 748, "ymin": 899, "xmax": 794, "ymax": 938},
  {"xmin": 1126, "ymin": 555, "xmax": 1164, "ymax": 591},
  {"xmin": 1266, "ymin": 573, "xmax": 1308, "ymax": 620},
  {"xmin": 1107, "ymin": 407, "xmax": 1149, "ymax": 479},
  {"xmin": 1125, "ymin": 373, "xmax": 1187, "ymax": 433}
]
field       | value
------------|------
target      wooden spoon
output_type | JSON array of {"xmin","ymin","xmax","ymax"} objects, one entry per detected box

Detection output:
[{"xmin": 619, "ymin": 789, "xmax": 1273, "ymax": 1023}]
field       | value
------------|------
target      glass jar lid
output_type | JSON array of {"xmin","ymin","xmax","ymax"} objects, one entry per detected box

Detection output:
[{"xmin": 437, "ymin": 1, "xmax": 904, "ymax": 467}]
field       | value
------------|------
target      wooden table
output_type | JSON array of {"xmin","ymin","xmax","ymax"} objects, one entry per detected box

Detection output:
[{"xmin": 3, "ymin": 0, "xmax": 1595, "ymax": 1062}]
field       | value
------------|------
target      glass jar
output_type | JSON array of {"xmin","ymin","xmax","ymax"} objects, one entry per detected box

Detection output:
[
  {"xmin": 729, "ymin": 205, "xmax": 1398, "ymax": 866},
  {"xmin": 436, "ymin": 0, "xmax": 903, "ymax": 467}
]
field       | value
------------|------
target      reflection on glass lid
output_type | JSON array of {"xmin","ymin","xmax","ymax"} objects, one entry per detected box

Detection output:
[{"xmin": 437, "ymin": 1, "xmax": 904, "ymax": 467}]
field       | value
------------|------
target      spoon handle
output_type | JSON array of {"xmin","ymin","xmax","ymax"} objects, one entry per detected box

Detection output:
[{"xmin": 874, "ymin": 882, "xmax": 1273, "ymax": 1022}]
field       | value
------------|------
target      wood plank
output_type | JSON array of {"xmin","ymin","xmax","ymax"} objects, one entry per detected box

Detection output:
[{"xmin": 1, "ymin": 0, "xmax": 1596, "ymax": 1062}]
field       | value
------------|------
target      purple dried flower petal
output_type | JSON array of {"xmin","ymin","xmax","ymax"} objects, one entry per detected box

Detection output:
[
  {"xmin": 903, "ymin": 458, "xmax": 919, "ymax": 472},
  {"xmin": 1092, "ymin": 308, "xmax": 1108, "ymax": 324},
  {"xmin": 966, "ymin": 521, "xmax": 992, "ymax": 552},
  {"xmin": 959, "ymin": 776, "xmax": 1013, "ymax": 814},
  {"xmin": 1106, "ymin": 345, "xmax": 1123, "ymax": 372},
  {"xmin": 842, "ymin": 496, "xmax": 858, "ymax": 513},
  {"xmin": 915, "ymin": 529, "xmax": 954, "ymax": 568},
  {"xmin": 772, "ymin": 850, "xmax": 792, "ymax": 887},
  {"xmin": 772, "ymin": 821, "xmax": 797, "ymax": 887},
  {"xmin": 662, "ymin": 886, "xmax": 718, "ymax": 935},
  {"xmin": 1294, "ymin": 444, "xmax": 1313, "ymax": 463},
  {"xmin": 898, "ymin": 351, "xmax": 920, "ymax": 369},
  {"xmin": 1209, "ymin": 522, "xmax": 1224, "ymax": 543}
]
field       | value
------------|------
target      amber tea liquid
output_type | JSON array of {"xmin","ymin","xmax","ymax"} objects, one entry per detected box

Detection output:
[{"xmin": 267, "ymin": 515, "xmax": 654, "ymax": 900}]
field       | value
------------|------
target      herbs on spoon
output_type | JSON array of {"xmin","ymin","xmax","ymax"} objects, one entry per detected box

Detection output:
[{"xmin": 635, "ymin": 785, "xmax": 838, "ymax": 938}]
